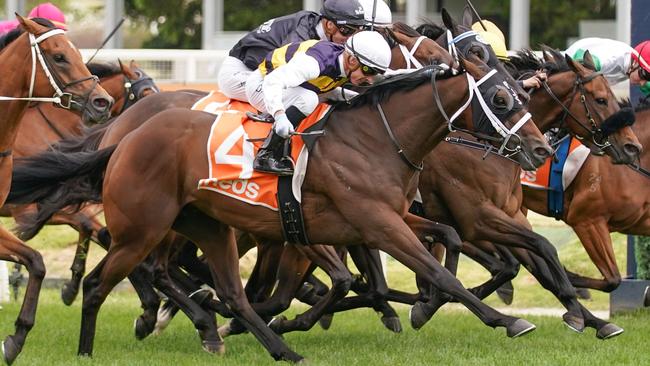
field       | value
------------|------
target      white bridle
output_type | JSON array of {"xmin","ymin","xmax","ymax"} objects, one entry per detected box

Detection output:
[{"xmin": 0, "ymin": 28, "xmax": 72, "ymax": 106}]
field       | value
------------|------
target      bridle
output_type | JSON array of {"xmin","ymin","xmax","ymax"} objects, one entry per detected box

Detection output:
[
  {"xmin": 117, "ymin": 69, "xmax": 159, "ymax": 114},
  {"xmin": 539, "ymin": 71, "xmax": 614, "ymax": 153},
  {"xmin": 0, "ymin": 28, "xmax": 99, "ymax": 111}
]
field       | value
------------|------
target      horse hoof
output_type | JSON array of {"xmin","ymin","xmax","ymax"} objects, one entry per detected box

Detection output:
[
  {"xmin": 496, "ymin": 282, "xmax": 514, "ymax": 305},
  {"xmin": 281, "ymin": 350, "xmax": 305, "ymax": 364},
  {"xmin": 318, "ymin": 314, "xmax": 333, "ymax": 330},
  {"xmin": 381, "ymin": 316, "xmax": 402, "ymax": 333},
  {"xmin": 61, "ymin": 282, "xmax": 79, "ymax": 306},
  {"xmin": 575, "ymin": 287, "xmax": 592, "ymax": 300},
  {"xmin": 644, "ymin": 286, "xmax": 650, "ymax": 307},
  {"xmin": 409, "ymin": 301, "xmax": 435, "ymax": 330},
  {"xmin": 562, "ymin": 312, "xmax": 585, "ymax": 333},
  {"xmin": 506, "ymin": 319, "xmax": 536, "ymax": 338},
  {"xmin": 134, "ymin": 316, "xmax": 154, "ymax": 340},
  {"xmin": 201, "ymin": 340, "xmax": 225, "ymax": 355},
  {"xmin": 217, "ymin": 322, "xmax": 231, "ymax": 339},
  {"xmin": 2, "ymin": 336, "xmax": 21, "ymax": 366},
  {"xmin": 153, "ymin": 302, "xmax": 175, "ymax": 336},
  {"xmin": 596, "ymin": 323, "xmax": 624, "ymax": 340}
]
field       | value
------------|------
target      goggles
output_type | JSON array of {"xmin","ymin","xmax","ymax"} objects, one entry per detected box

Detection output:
[
  {"xmin": 359, "ymin": 62, "xmax": 384, "ymax": 76},
  {"xmin": 338, "ymin": 25, "xmax": 360, "ymax": 36}
]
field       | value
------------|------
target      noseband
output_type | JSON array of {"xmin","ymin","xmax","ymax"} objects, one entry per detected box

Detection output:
[
  {"xmin": 0, "ymin": 28, "xmax": 99, "ymax": 112},
  {"xmin": 118, "ymin": 70, "xmax": 158, "ymax": 114}
]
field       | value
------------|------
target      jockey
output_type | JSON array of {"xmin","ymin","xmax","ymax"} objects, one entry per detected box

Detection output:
[
  {"xmin": 0, "ymin": 2, "xmax": 67, "ymax": 34},
  {"xmin": 565, "ymin": 37, "xmax": 650, "ymax": 95},
  {"xmin": 246, "ymin": 31, "xmax": 391, "ymax": 175},
  {"xmin": 472, "ymin": 21, "xmax": 547, "ymax": 90},
  {"xmin": 218, "ymin": 0, "xmax": 368, "ymax": 102},
  {"xmin": 359, "ymin": 0, "xmax": 392, "ymax": 29}
]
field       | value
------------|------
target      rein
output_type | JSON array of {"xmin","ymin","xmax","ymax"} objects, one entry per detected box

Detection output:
[
  {"xmin": 0, "ymin": 29, "xmax": 99, "ymax": 111},
  {"xmin": 627, "ymin": 163, "xmax": 650, "ymax": 179}
]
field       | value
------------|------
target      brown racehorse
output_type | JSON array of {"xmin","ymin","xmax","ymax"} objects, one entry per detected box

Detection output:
[
  {"xmin": 0, "ymin": 16, "xmax": 112, "ymax": 364},
  {"xmin": 8, "ymin": 21, "xmax": 457, "ymax": 342},
  {"xmin": 522, "ymin": 103, "xmax": 650, "ymax": 299},
  {"xmin": 8, "ymin": 54, "xmax": 553, "ymax": 360},
  {"xmin": 2, "ymin": 60, "xmax": 158, "ymax": 306}
]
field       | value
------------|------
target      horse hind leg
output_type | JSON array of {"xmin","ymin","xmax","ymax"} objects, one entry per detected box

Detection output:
[
  {"xmin": 0, "ymin": 227, "xmax": 46, "ymax": 365},
  {"xmin": 61, "ymin": 231, "xmax": 91, "ymax": 306}
]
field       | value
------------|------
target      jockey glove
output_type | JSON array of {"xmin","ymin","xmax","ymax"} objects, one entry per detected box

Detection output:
[{"xmin": 273, "ymin": 113, "xmax": 294, "ymax": 138}]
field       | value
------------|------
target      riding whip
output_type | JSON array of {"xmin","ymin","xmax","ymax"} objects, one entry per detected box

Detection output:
[
  {"xmin": 465, "ymin": 0, "xmax": 488, "ymax": 31},
  {"xmin": 86, "ymin": 17, "xmax": 126, "ymax": 64}
]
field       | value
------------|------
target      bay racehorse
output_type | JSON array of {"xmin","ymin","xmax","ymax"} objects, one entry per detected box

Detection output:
[
  {"xmin": 0, "ymin": 16, "xmax": 112, "ymax": 364},
  {"xmin": 522, "ymin": 102, "xmax": 650, "ymax": 299},
  {"xmin": 8, "ymin": 53, "xmax": 553, "ymax": 360}
]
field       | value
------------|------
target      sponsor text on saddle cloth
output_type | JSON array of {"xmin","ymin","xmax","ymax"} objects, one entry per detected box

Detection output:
[
  {"xmin": 193, "ymin": 90, "xmax": 331, "ymax": 210},
  {"xmin": 520, "ymin": 137, "xmax": 590, "ymax": 218}
]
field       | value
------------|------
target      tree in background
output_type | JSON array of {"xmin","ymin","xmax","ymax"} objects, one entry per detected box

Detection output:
[
  {"xmin": 636, "ymin": 236, "xmax": 650, "ymax": 280},
  {"xmin": 472, "ymin": 0, "xmax": 616, "ymax": 49},
  {"xmin": 124, "ymin": 0, "xmax": 301, "ymax": 49}
]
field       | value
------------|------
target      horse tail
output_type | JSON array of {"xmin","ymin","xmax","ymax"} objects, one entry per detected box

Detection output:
[{"xmin": 7, "ymin": 145, "xmax": 117, "ymax": 240}]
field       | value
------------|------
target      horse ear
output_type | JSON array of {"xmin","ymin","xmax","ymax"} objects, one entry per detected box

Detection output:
[
  {"xmin": 581, "ymin": 50, "xmax": 597, "ymax": 71},
  {"xmin": 16, "ymin": 14, "xmax": 44, "ymax": 34},
  {"xmin": 462, "ymin": 5, "xmax": 475, "ymax": 27},
  {"xmin": 564, "ymin": 53, "xmax": 582, "ymax": 74},
  {"xmin": 130, "ymin": 60, "xmax": 138, "ymax": 69},
  {"xmin": 441, "ymin": 9, "xmax": 457, "ymax": 33}
]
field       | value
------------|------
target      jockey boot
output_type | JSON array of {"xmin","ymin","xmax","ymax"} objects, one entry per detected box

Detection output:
[{"xmin": 253, "ymin": 131, "xmax": 294, "ymax": 176}]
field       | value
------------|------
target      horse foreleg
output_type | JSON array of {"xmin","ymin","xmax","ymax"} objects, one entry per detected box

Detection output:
[
  {"xmin": 0, "ymin": 226, "xmax": 45, "ymax": 365},
  {"xmin": 569, "ymin": 221, "xmax": 622, "ymax": 292}
]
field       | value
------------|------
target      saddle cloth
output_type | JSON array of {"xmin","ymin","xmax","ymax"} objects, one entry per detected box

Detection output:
[
  {"xmin": 520, "ymin": 137, "xmax": 590, "ymax": 191},
  {"xmin": 193, "ymin": 90, "xmax": 331, "ymax": 210}
]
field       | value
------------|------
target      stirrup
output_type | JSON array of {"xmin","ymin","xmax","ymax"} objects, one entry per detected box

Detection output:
[{"xmin": 246, "ymin": 111, "xmax": 274, "ymax": 123}]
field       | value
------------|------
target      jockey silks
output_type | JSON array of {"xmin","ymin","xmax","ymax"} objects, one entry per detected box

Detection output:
[
  {"xmin": 258, "ymin": 40, "xmax": 348, "ymax": 94},
  {"xmin": 229, "ymin": 11, "xmax": 324, "ymax": 70}
]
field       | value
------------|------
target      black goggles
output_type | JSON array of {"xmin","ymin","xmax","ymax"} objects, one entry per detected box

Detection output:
[
  {"xmin": 640, "ymin": 67, "xmax": 650, "ymax": 81},
  {"xmin": 359, "ymin": 63, "xmax": 383, "ymax": 76},
  {"xmin": 338, "ymin": 25, "xmax": 360, "ymax": 36}
]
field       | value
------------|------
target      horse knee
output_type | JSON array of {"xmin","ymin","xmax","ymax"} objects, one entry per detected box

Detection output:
[
  {"xmin": 26, "ymin": 251, "xmax": 46, "ymax": 280},
  {"xmin": 603, "ymin": 276, "xmax": 622, "ymax": 292},
  {"xmin": 438, "ymin": 226, "xmax": 462, "ymax": 252},
  {"xmin": 330, "ymin": 272, "xmax": 352, "ymax": 297}
]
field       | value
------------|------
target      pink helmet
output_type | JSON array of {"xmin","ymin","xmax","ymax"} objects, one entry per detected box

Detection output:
[
  {"xmin": 632, "ymin": 40, "xmax": 650, "ymax": 73},
  {"xmin": 28, "ymin": 2, "xmax": 67, "ymax": 30}
]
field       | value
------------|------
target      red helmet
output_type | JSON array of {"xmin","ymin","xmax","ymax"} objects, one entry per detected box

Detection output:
[{"xmin": 632, "ymin": 40, "xmax": 650, "ymax": 73}]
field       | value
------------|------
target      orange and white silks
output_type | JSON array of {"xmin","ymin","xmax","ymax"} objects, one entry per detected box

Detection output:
[
  {"xmin": 193, "ymin": 90, "xmax": 331, "ymax": 210},
  {"xmin": 520, "ymin": 137, "xmax": 590, "ymax": 190}
]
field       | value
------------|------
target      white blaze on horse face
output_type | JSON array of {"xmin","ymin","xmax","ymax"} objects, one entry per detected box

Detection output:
[{"xmin": 214, "ymin": 124, "xmax": 255, "ymax": 179}]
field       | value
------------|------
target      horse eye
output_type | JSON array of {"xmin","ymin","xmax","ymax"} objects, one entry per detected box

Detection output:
[
  {"xmin": 53, "ymin": 54, "xmax": 66, "ymax": 63},
  {"xmin": 595, "ymin": 98, "xmax": 608, "ymax": 106}
]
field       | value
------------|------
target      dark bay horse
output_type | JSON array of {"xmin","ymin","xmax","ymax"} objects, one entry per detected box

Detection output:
[
  {"xmin": 9, "ymin": 55, "xmax": 552, "ymax": 361},
  {"xmin": 0, "ymin": 16, "xmax": 112, "ymax": 364},
  {"xmin": 522, "ymin": 104, "xmax": 650, "ymax": 298},
  {"xmin": 405, "ymin": 45, "xmax": 639, "ymax": 341}
]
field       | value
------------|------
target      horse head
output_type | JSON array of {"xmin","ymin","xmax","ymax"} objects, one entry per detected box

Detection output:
[
  {"xmin": 384, "ymin": 22, "xmax": 455, "ymax": 70},
  {"xmin": 116, "ymin": 59, "xmax": 159, "ymax": 114},
  {"xmin": 15, "ymin": 15, "xmax": 113, "ymax": 123}
]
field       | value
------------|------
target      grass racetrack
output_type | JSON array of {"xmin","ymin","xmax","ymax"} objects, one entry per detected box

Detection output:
[{"xmin": 0, "ymin": 290, "xmax": 648, "ymax": 365}]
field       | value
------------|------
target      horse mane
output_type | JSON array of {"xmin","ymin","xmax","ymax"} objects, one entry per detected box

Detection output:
[
  {"xmin": 87, "ymin": 62, "xmax": 122, "ymax": 78},
  {"xmin": 415, "ymin": 20, "xmax": 445, "ymax": 41},
  {"xmin": 392, "ymin": 22, "xmax": 421, "ymax": 38},
  {"xmin": 508, "ymin": 47, "xmax": 570, "ymax": 78},
  {"xmin": 0, "ymin": 18, "xmax": 55, "ymax": 51},
  {"xmin": 338, "ymin": 67, "xmax": 447, "ymax": 109}
]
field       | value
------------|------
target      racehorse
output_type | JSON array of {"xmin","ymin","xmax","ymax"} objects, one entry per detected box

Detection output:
[
  {"xmin": 8, "ymin": 52, "xmax": 553, "ymax": 361},
  {"xmin": 8, "ymin": 21, "xmax": 458, "ymax": 343},
  {"xmin": 522, "ymin": 102, "xmax": 650, "ymax": 299},
  {"xmin": 2, "ymin": 60, "xmax": 158, "ymax": 306},
  {"xmin": 0, "ymin": 16, "xmax": 112, "ymax": 364}
]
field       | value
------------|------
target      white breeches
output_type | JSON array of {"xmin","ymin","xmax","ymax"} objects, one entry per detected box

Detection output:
[
  {"xmin": 245, "ymin": 70, "xmax": 319, "ymax": 116},
  {"xmin": 217, "ymin": 56, "xmax": 254, "ymax": 102}
]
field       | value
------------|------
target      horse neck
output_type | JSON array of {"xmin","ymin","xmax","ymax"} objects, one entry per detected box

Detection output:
[
  {"xmin": 528, "ymin": 71, "xmax": 575, "ymax": 133},
  {"xmin": 99, "ymin": 74, "xmax": 126, "ymax": 116},
  {"xmin": 632, "ymin": 111, "xmax": 650, "ymax": 167},
  {"xmin": 330, "ymin": 75, "xmax": 470, "ymax": 183},
  {"xmin": 0, "ymin": 34, "xmax": 34, "ymax": 150}
]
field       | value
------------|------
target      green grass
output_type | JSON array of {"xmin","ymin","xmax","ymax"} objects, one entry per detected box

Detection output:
[{"xmin": 0, "ymin": 289, "xmax": 648, "ymax": 366}]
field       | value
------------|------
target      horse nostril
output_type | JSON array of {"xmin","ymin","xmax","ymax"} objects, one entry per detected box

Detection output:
[
  {"xmin": 624, "ymin": 143, "xmax": 641, "ymax": 158},
  {"xmin": 92, "ymin": 97, "xmax": 111, "ymax": 111}
]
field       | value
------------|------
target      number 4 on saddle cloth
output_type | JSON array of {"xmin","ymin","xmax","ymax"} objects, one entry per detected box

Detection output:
[
  {"xmin": 520, "ymin": 137, "xmax": 590, "ymax": 219},
  {"xmin": 192, "ymin": 90, "xmax": 333, "ymax": 244}
]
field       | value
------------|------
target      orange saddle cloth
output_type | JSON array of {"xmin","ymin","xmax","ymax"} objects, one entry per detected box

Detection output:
[{"xmin": 193, "ymin": 90, "xmax": 331, "ymax": 210}]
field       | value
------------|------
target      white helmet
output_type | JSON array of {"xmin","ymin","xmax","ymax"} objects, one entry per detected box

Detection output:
[
  {"xmin": 345, "ymin": 31, "xmax": 392, "ymax": 73},
  {"xmin": 359, "ymin": 0, "xmax": 392, "ymax": 28}
]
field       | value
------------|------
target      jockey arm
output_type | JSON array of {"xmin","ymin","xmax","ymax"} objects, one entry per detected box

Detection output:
[{"xmin": 262, "ymin": 53, "xmax": 322, "ymax": 117}]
